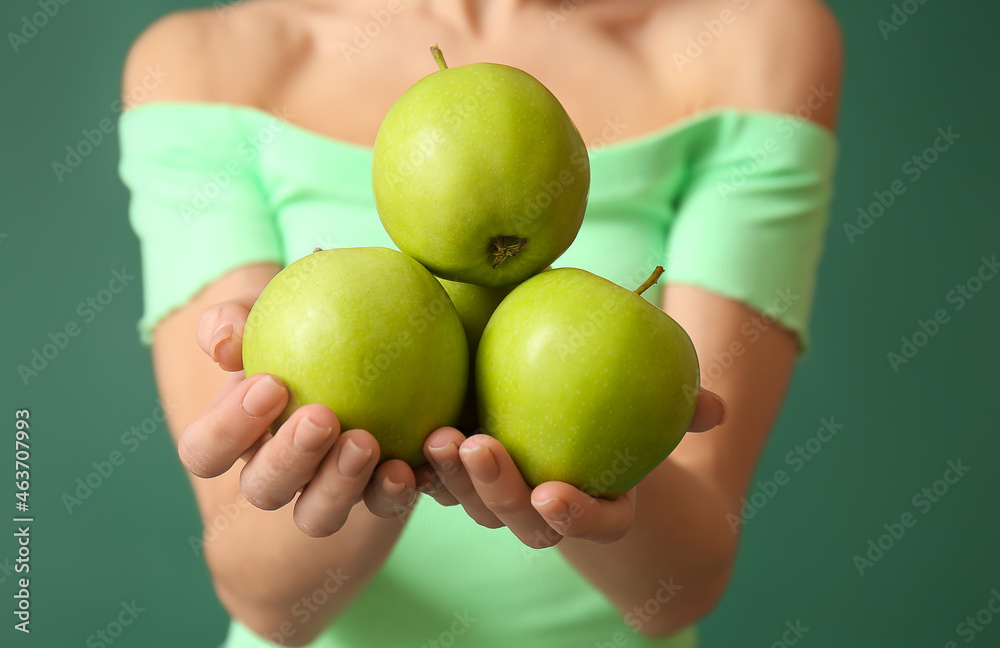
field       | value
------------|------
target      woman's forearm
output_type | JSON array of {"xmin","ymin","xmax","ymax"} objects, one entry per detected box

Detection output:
[
  {"xmin": 198, "ymin": 476, "xmax": 405, "ymax": 646},
  {"xmin": 557, "ymin": 283, "xmax": 801, "ymax": 636},
  {"xmin": 150, "ymin": 263, "xmax": 408, "ymax": 646},
  {"xmin": 158, "ymin": 362, "xmax": 409, "ymax": 646}
]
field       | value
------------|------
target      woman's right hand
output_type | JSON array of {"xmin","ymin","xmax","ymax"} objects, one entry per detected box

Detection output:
[{"xmin": 178, "ymin": 297, "xmax": 420, "ymax": 537}]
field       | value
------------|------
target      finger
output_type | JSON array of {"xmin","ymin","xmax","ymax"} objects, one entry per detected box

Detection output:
[
  {"xmin": 425, "ymin": 428, "xmax": 501, "ymax": 525},
  {"xmin": 530, "ymin": 482, "xmax": 636, "ymax": 544},
  {"xmin": 292, "ymin": 430, "xmax": 379, "ymax": 537},
  {"xmin": 238, "ymin": 433, "xmax": 268, "ymax": 465},
  {"xmin": 413, "ymin": 463, "xmax": 460, "ymax": 507},
  {"xmin": 459, "ymin": 435, "xmax": 562, "ymax": 549},
  {"xmin": 197, "ymin": 300, "xmax": 252, "ymax": 372},
  {"xmin": 688, "ymin": 388, "xmax": 728, "ymax": 432},
  {"xmin": 364, "ymin": 459, "xmax": 418, "ymax": 520},
  {"xmin": 178, "ymin": 372, "xmax": 289, "ymax": 478},
  {"xmin": 239, "ymin": 404, "xmax": 340, "ymax": 510}
]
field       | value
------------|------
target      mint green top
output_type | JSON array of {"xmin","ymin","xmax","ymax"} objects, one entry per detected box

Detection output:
[{"xmin": 118, "ymin": 103, "xmax": 836, "ymax": 648}]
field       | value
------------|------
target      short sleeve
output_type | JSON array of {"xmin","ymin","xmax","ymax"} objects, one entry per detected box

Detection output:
[
  {"xmin": 664, "ymin": 113, "xmax": 838, "ymax": 352},
  {"xmin": 118, "ymin": 104, "xmax": 283, "ymax": 344}
]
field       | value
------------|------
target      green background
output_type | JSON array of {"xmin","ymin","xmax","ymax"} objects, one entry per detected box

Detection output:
[{"xmin": 1, "ymin": 1, "xmax": 997, "ymax": 646}]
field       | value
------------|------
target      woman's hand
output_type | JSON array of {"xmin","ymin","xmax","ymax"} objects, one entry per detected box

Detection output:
[
  {"xmin": 418, "ymin": 389, "xmax": 728, "ymax": 549},
  {"xmin": 177, "ymin": 299, "xmax": 420, "ymax": 536}
]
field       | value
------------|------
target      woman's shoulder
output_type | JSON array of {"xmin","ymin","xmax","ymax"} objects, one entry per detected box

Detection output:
[
  {"xmin": 121, "ymin": 0, "xmax": 314, "ymax": 109},
  {"xmin": 649, "ymin": 0, "xmax": 843, "ymax": 130}
]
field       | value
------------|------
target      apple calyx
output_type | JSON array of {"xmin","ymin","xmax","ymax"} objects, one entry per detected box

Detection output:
[
  {"xmin": 431, "ymin": 44, "xmax": 448, "ymax": 71},
  {"xmin": 634, "ymin": 266, "xmax": 665, "ymax": 296},
  {"xmin": 490, "ymin": 236, "xmax": 528, "ymax": 268}
]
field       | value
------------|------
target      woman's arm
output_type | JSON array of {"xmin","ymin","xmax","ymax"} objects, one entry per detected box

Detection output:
[
  {"xmin": 123, "ymin": 16, "xmax": 420, "ymax": 645},
  {"xmin": 417, "ymin": 284, "xmax": 783, "ymax": 635},
  {"xmin": 151, "ymin": 263, "xmax": 409, "ymax": 646},
  {"xmin": 552, "ymin": 5, "xmax": 843, "ymax": 630},
  {"xmin": 549, "ymin": 284, "xmax": 798, "ymax": 635}
]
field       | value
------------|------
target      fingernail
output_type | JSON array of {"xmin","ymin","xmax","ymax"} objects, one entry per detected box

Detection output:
[
  {"xmin": 382, "ymin": 475, "xmax": 406, "ymax": 497},
  {"xmin": 461, "ymin": 443, "xmax": 500, "ymax": 483},
  {"xmin": 533, "ymin": 496, "xmax": 570, "ymax": 529},
  {"xmin": 241, "ymin": 375, "xmax": 284, "ymax": 418},
  {"xmin": 210, "ymin": 324, "xmax": 233, "ymax": 363},
  {"xmin": 294, "ymin": 417, "xmax": 332, "ymax": 451},
  {"xmin": 532, "ymin": 495, "xmax": 566, "ymax": 517},
  {"xmin": 337, "ymin": 438, "xmax": 372, "ymax": 479},
  {"xmin": 428, "ymin": 440, "xmax": 456, "ymax": 453}
]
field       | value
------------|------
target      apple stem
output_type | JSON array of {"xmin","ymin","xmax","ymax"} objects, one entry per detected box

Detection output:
[
  {"xmin": 431, "ymin": 45, "xmax": 448, "ymax": 70},
  {"xmin": 313, "ymin": 247, "xmax": 323, "ymax": 253},
  {"xmin": 634, "ymin": 266, "xmax": 664, "ymax": 296},
  {"xmin": 491, "ymin": 236, "xmax": 527, "ymax": 269}
]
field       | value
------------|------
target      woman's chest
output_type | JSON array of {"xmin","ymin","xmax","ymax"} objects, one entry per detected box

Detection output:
[{"xmin": 254, "ymin": 7, "xmax": 710, "ymax": 149}]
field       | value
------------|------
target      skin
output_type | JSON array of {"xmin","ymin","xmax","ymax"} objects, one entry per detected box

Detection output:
[{"xmin": 122, "ymin": 0, "xmax": 841, "ymax": 643}]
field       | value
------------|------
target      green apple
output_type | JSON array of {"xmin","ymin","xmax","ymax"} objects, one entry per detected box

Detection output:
[
  {"xmin": 242, "ymin": 247, "xmax": 468, "ymax": 466},
  {"xmin": 476, "ymin": 267, "xmax": 700, "ymax": 498},
  {"xmin": 437, "ymin": 277, "xmax": 514, "ymax": 434},
  {"xmin": 372, "ymin": 46, "xmax": 590, "ymax": 288}
]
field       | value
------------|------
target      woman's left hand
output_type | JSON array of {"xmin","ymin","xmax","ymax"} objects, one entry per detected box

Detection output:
[{"xmin": 414, "ymin": 387, "xmax": 728, "ymax": 549}]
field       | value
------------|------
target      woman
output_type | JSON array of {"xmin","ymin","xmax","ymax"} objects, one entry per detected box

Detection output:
[{"xmin": 118, "ymin": 0, "xmax": 842, "ymax": 646}]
